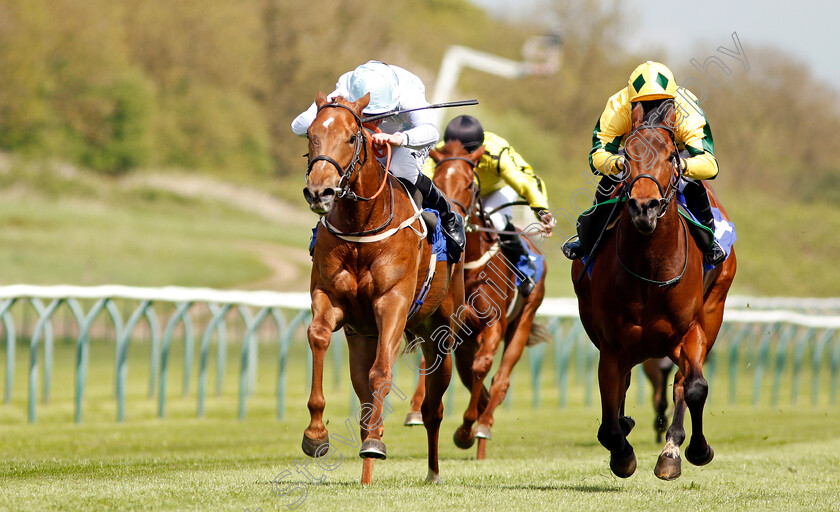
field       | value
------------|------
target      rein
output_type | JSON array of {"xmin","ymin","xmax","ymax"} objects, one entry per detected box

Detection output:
[
  {"xmin": 432, "ymin": 156, "xmax": 529, "ymax": 236},
  {"xmin": 615, "ymin": 215, "xmax": 689, "ymax": 287},
  {"xmin": 308, "ymin": 101, "xmax": 399, "ymax": 237},
  {"xmin": 306, "ymin": 102, "xmax": 392, "ymax": 203},
  {"xmin": 614, "ymin": 123, "xmax": 687, "ymax": 286}
]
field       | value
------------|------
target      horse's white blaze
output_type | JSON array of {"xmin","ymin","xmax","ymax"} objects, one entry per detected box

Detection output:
[
  {"xmin": 445, "ymin": 168, "xmax": 456, "ymax": 178},
  {"xmin": 321, "ymin": 118, "xmax": 334, "ymax": 129},
  {"xmin": 662, "ymin": 439, "xmax": 680, "ymax": 459}
]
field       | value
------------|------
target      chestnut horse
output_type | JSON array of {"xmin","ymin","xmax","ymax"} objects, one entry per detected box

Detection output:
[
  {"xmin": 302, "ymin": 93, "xmax": 464, "ymax": 484},
  {"xmin": 404, "ymin": 140, "xmax": 548, "ymax": 460},
  {"xmin": 572, "ymin": 99, "xmax": 736, "ymax": 480}
]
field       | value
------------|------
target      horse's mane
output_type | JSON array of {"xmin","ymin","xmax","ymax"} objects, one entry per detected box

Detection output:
[{"xmin": 441, "ymin": 138, "xmax": 467, "ymax": 155}]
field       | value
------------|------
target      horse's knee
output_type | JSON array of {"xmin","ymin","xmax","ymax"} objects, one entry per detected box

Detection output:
[
  {"xmin": 368, "ymin": 367, "xmax": 393, "ymax": 396},
  {"xmin": 420, "ymin": 401, "xmax": 443, "ymax": 425},
  {"xmin": 472, "ymin": 355, "xmax": 493, "ymax": 377},
  {"xmin": 307, "ymin": 323, "xmax": 331, "ymax": 350},
  {"xmin": 684, "ymin": 376, "xmax": 708, "ymax": 409}
]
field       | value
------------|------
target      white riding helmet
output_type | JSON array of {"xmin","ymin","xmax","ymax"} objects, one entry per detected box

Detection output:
[{"xmin": 348, "ymin": 61, "xmax": 400, "ymax": 115}]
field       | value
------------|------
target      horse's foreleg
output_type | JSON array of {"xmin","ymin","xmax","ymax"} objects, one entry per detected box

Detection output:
[
  {"xmin": 346, "ymin": 333, "xmax": 378, "ymax": 485},
  {"xmin": 302, "ymin": 291, "xmax": 343, "ymax": 458},
  {"xmin": 597, "ymin": 350, "xmax": 636, "ymax": 478},
  {"xmin": 404, "ymin": 356, "xmax": 425, "ymax": 426},
  {"xmin": 656, "ymin": 365, "xmax": 687, "ymax": 480},
  {"xmin": 454, "ymin": 323, "xmax": 502, "ymax": 450},
  {"xmin": 474, "ymin": 317, "xmax": 530, "ymax": 446},
  {"xmin": 357, "ymin": 294, "xmax": 410, "ymax": 462},
  {"xmin": 419, "ymin": 329, "xmax": 452, "ymax": 483},
  {"xmin": 681, "ymin": 325, "xmax": 714, "ymax": 467}
]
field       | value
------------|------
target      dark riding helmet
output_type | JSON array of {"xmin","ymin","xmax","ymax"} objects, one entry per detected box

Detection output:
[{"xmin": 444, "ymin": 115, "xmax": 484, "ymax": 152}]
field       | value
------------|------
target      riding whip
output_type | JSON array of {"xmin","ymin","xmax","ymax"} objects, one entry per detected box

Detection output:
[{"xmin": 362, "ymin": 99, "xmax": 479, "ymax": 123}]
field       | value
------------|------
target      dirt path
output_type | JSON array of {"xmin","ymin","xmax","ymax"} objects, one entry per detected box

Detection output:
[
  {"xmin": 123, "ymin": 172, "xmax": 314, "ymax": 290},
  {"xmin": 123, "ymin": 172, "xmax": 312, "ymax": 226},
  {"xmin": 236, "ymin": 241, "xmax": 312, "ymax": 292}
]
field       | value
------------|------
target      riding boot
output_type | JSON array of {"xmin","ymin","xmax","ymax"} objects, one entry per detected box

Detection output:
[
  {"xmin": 562, "ymin": 174, "xmax": 621, "ymax": 260},
  {"xmin": 415, "ymin": 173, "xmax": 465, "ymax": 261},
  {"xmin": 682, "ymin": 179, "xmax": 726, "ymax": 266},
  {"xmin": 499, "ymin": 222, "xmax": 536, "ymax": 296}
]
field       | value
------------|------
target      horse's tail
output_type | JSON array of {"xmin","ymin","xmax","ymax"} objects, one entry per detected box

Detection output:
[{"xmin": 526, "ymin": 321, "xmax": 551, "ymax": 346}]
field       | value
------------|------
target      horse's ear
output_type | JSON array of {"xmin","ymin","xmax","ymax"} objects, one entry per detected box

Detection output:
[
  {"xmin": 429, "ymin": 148, "xmax": 443, "ymax": 163},
  {"xmin": 664, "ymin": 101, "xmax": 677, "ymax": 130},
  {"xmin": 353, "ymin": 92, "xmax": 371, "ymax": 115},
  {"xmin": 469, "ymin": 145, "xmax": 486, "ymax": 162},
  {"xmin": 631, "ymin": 102, "xmax": 644, "ymax": 129},
  {"xmin": 315, "ymin": 91, "xmax": 329, "ymax": 109}
]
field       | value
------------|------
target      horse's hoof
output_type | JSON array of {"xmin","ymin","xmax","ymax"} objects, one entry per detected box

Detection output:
[
  {"xmin": 685, "ymin": 443, "xmax": 714, "ymax": 466},
  {"xmin": 404, "ymin": 411, "xmax": 423, "ymax": 426},
  {"xmin": 453, "ymin": 425, "xmax": 475, "ymax": 449},
  {"xmin": 609, "ymin": 445, "xmax": 637, "ymax": 478},
  {"xmin": 426, "ymin": 469, "xmax": 442, "ymax": 484},
  {"xmin": 302, "ymin": 432, "xmax": 329, "ymax": 458},
  {"xmin": 473, "ymin": 423, "xmax": 492, "ymax": 440},
  {"xmin": 359, "ymin": 439, "xmax": 387, "ymax": 460},
  {"xmin": 619, "ymin": 416, "xmax": 636, "ymax": 436},
  {"xmin": 655, "ymin": 453, "xmax": 682, "ymax": 481}
]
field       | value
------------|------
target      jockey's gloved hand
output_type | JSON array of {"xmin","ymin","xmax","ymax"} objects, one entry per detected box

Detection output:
[
  {"xmin": 677, "ymin": 156, "xmax": 688, "ymax": 176},
  {"xmin": 534, "ymin": 209, "xmax": 555, "ymax": 236},
  {"xmin": 614, "ymin": 156, "xmax": 626, "ymax": 174}
]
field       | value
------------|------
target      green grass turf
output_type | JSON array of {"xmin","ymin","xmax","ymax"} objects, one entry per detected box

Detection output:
[{"xmin": 1, "ymin": 337, "xmax": 839, "ymax": 512}]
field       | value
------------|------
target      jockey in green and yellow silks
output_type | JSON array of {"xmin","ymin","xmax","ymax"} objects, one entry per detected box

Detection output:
[
  {"xmin": 423, "ymin": 115, "xmax": 554, "ymax": 295},
  {"xmin": 563, "ymin": 61, "xmax": 727, "ymax": 266}
]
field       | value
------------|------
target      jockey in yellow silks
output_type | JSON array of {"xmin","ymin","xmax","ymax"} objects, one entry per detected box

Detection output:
[
  {"xmin": 423, "ymin": 115, "xmax": 554, "ymax": 295},
  {"xmin": 562, "ymin": 61, "xmax": 727, "ymax": 266}
]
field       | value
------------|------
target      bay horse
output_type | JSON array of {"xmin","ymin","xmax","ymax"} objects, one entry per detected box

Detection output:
[
  {"xmin": 302, "ymin": 92, "xmax": 464, "ymax": 485},
  {"xmin": 404, "ymin": 139, "xmax": 548, "ymax": 460},
  {"xmin": 572, "ymin": 99, "xmax": 736, "ymax": 480}
]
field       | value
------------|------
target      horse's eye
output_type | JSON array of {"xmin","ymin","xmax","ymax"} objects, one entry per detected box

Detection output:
[{"xmin": 349, "ymin": 135, "xmax": 357, "ymax": 145}]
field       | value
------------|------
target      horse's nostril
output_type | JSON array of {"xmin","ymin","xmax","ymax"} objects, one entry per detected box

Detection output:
[
  {"xmin": 628, "ymin": 198, "xmax": 641, "ymax": 216},
  {"xmin": 321, "ymin": 188, "xmax": 336, "ymax": 198},
  {"xmin": 645, "ymin": 199, "xmax": 662, "ymax": 214},
  {"xmin": 303, "ymin": 187, "xmax": 315, "ymax": 203}
]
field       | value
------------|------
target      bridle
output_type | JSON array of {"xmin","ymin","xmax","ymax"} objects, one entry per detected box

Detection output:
[
  {"xmin": 615, "ymin": 122, "xmax": 688, "ymax": 287},
  {"xmin": 306, "ymin": 100, "xmax": 395, "ymax": 236},
  {"xmin": 306, "ymin": 101, "xmax": 388, "ymax": 203},
  {"xmin": 433, "ymin": 155, "xmax": 524, "ymax": 239},
  {"xmin": 434, "ymin": 156, "xmax": 480, "ymax": 217},
  {"xmin": 622, "ymin": 123, "xmax": 682, "ymax": 218}
]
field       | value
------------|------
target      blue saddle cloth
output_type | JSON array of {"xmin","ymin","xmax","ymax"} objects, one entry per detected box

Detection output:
[
  {"xmin": 308, "ymin": 209, "xmax": 448, "ymax": 262},
  {"xmin": 675, "ymin": 191, "xmax": 737, "ymax": 272},
  {"xmin": 515, "ymin": 244, "xmax": 545, "ymax": 287},
  {"xmin": 426, "ymin": 209, "xmax": 450, "ymax": 262}
]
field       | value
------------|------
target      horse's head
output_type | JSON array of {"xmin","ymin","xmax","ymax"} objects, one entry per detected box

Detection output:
[
  {"xmin": 429, "ymin": 139, "xmax": 484, "ymax": 217},
  {"xmin": 623, "ymin": 100, "xmax": 681, "ymax": 235},
  {"xmin": 303, "ymin": 92, "xmax": 371, "ymax": 215}
]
